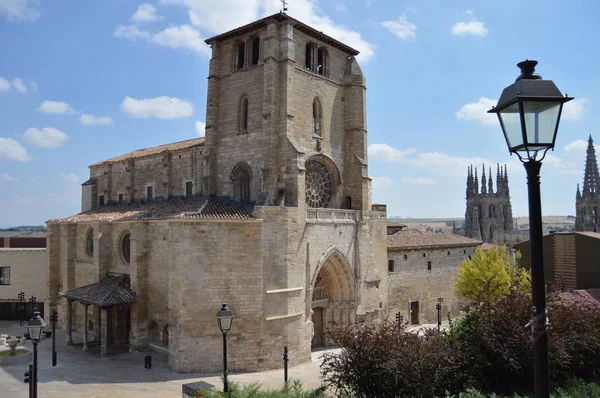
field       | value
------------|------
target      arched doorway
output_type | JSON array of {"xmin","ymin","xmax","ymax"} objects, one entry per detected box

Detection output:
[{"xmin": 310, "ymin": 249, "xmax": 356, "ymax": 348}]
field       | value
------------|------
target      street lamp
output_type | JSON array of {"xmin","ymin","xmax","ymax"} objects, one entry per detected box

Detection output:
[
  {"xmin": 26, "ymin": 311, "xmax": 46, "ymax": 398},
  {"xmin": 488, "ymin": 60, "xmax": 572, "ymax": 398},
  {"xmin": 216, "ymin": 303, "xmax": 233, "ymax": 393}
]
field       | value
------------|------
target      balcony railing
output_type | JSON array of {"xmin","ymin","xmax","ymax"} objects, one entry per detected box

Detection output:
[{"xmin": 306, "ymin": 208, "xmax": 357, "ymax": 223}]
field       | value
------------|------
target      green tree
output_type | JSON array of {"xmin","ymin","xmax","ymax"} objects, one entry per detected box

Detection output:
[{"xmin": 453, "ymin": 245, "xmax": 530, "ymax": 304}]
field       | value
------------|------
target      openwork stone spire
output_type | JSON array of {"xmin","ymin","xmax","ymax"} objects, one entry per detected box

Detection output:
[{"xmin": 582, "ymin": 135, "xmax": 600, "ymax": 197}]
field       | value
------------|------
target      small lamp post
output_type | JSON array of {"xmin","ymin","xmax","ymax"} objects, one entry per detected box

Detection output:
[
  {"xmin": 216, "ymin": 303, "xmax": 233, "ymax": 393},
  {"xmin": 488, "ymin": 60, "xmax": 572, "ymax": 398},
  {"xmin": 26, "ymin": 311, "xmax": 46, "ymax": 398},
  {"xmin": 436, "ymin": 297, "xmax": 444, "ymax": 332}
]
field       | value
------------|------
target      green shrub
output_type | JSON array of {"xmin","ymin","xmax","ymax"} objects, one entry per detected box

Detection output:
[{"xmin": 198, "ymin": 380, "xmax": 326, "ymax": 398}]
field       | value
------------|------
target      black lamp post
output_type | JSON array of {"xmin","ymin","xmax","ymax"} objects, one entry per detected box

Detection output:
[
  {"xmin": 216, "ymin": 303, "xmax": 233, "ymax": 393},
  {"xmin": 436, "ymin": 297, "xmax": 444, "ymax": 332},
  {"xmin": 26, "ymin": 311, "xmax": 46, "ymax": 398},
  {"xmin": 488, "ymin": 60, "xmax": 572, "ymax": 398}
]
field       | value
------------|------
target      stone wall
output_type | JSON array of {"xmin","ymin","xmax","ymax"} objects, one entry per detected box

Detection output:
[{"xmin": 0, "ymin": 248, "xmax": 47, "ymax": 302}]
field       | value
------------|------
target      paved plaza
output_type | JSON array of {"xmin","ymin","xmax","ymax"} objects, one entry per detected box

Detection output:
[{"xmin": 0, "ymin": 321, "xmax": 336, "ymax": 398}]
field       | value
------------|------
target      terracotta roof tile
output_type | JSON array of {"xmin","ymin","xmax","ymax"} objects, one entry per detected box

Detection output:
[
  {"xmin": 90, "ymin": 138, "xmax": 204, "ymax": 167},
  {"xmin": 47, "ymin": 198, "xmax": 255, "ymax": 224},
  {"xmin": 388, "ymin": 230, "xmax": 482, "ymax": 250},
  {"xmin": 60, "ymin": 276, "xmax": 136, "ymax": 307}
]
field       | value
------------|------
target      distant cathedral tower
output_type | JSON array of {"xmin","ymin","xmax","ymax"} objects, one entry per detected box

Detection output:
[
  {"xmin": 465, "ymin": 164, "xmax": 514, "ymax": 243},
  {"xmin": 576, "ymin": 135, "xmax": 600, "ymax": 232}
]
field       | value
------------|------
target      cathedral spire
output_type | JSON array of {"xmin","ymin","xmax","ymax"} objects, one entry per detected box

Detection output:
[
  {"xmin": 481, "ymin": 164, "xmax": 487, "ymax": 194},
  {"xmin": 488, "ymin": 167, "xmax": 494, "ymax": 194},
  {"xmin": 582, "ymin": 135, "xmax": 600, "ymax": 197},
  {"xmin": 474, "ymin": 167, "xmax": 479, "ymax": 194}
]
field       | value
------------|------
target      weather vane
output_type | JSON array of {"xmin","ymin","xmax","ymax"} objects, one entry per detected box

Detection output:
[{"xmin": 281, "ymin": 0, "xmax": 288, "ymax": 12}]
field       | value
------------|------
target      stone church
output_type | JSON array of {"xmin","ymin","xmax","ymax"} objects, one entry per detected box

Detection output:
[
  {"xmin": 464, "ymin": 164, "xmax": 514, "ymax": 243},
  {"xmin": 46, "ymin": 13, "xmax": 388, "ymax": 373},
  {"xmin": 576, "ymin": 136, "xmax": 600, "ymax": 232}
]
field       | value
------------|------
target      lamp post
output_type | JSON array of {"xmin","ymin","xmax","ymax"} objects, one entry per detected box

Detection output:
[
  {"xmin": 26, "ymin": 311, "xmax": 46, "ymax": 398},
  {"xmin": 436, "ymin": 297, "xmax": 444, "ymax": 332},
  {"xmin": 488, "ymin": 60, "xmax": 572, "ymax": 398},
  {"xmin": 216, "ymin": 303, "xmax": 233, "ymax": 393},
  {"xmin": 18, "ymin": 291, "xmax": 25, "ymax": 326}
]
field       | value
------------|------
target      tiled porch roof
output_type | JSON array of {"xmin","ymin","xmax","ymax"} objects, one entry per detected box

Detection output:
[{"xmin": 60, "ymin": 276, "xmax": 136, "ymax": 307}]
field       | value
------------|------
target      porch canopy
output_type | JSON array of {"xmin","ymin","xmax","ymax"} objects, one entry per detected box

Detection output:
[{"xmin": 59, "ymin": 276, "xmax": 136, "ymax": 355}]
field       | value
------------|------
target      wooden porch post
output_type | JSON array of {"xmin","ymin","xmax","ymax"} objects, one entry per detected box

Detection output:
[
  {"xmin": 100, "ymin": 308, "xmax": 108, "ymax": 357},
  {"xmin": 82, "ymin": 304, "xmax": 89, "ymax": 352},
  {"xmin": 66, "ymin": 299, "xmax": 73, "ymax": 345}
]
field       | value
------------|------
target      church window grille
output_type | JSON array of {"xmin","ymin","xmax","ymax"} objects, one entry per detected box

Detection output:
[
  {"xmin": 85, "ymin": 228, "xmax": 94, "ymax": 257},
  {"xmin": 121, "ymin": 233, "xmax": 131, "ymax": 264},
  {"xmin": 249, "ymin": 37, "xmax": 260, "ymax": 66},
  {"xmin": 305, "ymin": 160, "xmax": 333, "ymax": 208},
  {"xmin": 317, "ymin": 48, "xmax": 327, "ymax": 76},
  {"xmin": 232, "ymin": 164, "xmax": 251, "ymax": 203},
  {"xmin": 235, "ymin": 41, "xmax": 245, "ymax": 70},
  {"xmin": 388, "ymin": 260, "xmax": 394, "ymax": 273},
  {"xmin": 147, "ymin": 186, "xmax": 153, "ymax": 201},
  {"xmin": 186, "ymin": 181, "xmax": 193, "ymax": 198}
]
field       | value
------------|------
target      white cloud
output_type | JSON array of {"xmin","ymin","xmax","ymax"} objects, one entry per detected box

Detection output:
[
  {"xmin": 335, "ymin": 3, "xmax": 347, "ymax": 12},
  {"xmin": 452, "ymin": 21, "xmax": 488, "ymax": 37},
  {"xmin": 412, "ymin": 152, "xmax": 494, "ymax": 177},
  {"xmin": 132, "ymin": 3, "xmax": 159, "ymax": 22},
  {"xmin": 564, "ymin": 140, "xmax": 587, "ymax": 152},
  {"xmin": 115, "ymin": 24, "xmax": 210, "ymax": 56},
  {"xmin": 401, "ymin": 177, "xmax": 436, "ymax": 186},
  {"xmin": 456, "ymin": 97, "xmax": 497, "ymax": 125},
  {"xmin": 0, "ymin": 77, "xmax": 10, "ymax": 92},
  {"xmin": 120, "ymin": 96, "xmax": 194, "ymax": 119},
  {"xmin": 381, "ymin": 15, "xmax": 417, "ymax": 40},
  {"xmin": 60, "ymin": 171, "xmax": 79, "ymax": 183},
  {"xmin": 0, "ymin": 0, "xmax": 41, "ymax": 22},
  {"xmin": 80, "ymin": 114, "xmax": 113, "ymax": 125},
  {"xmin": 562, "ymin": 98, "xmax": 589, "ymax": 121},
  {"xmin": 37, "ymin": 100, "xmax": 78, "ymax": 115},
  {"xmin": 158, "ymin": 0, "xmax": 375, "ymax": 63},
  {"xmin": 114, "ymin": 24, "xmax": 150, "ymax": 40},
  {"xmin": 0, "ymin": 137, "xmax": 31, "ymax": 161},
  {"xmin": 29, "ymin": 80, "xmax": 37, "ymax": 91},
  {"xmin": 12, "ymin": 77, "xmax": 26, "ymax": 93},
  {"xmin": 23, "ymin": 127, "xmax": 68, "ymax": 148},
  {"xmin": 368, "ymin": 143, "xmax": 416, "ymax": 162},
  {"xmin": 195, "ymin": 120, "xmax": 205, "ymax": 137},
  {"xmin": 371, "ymin": 176, "xmax": 393, "ymax": 189},
  {"xmin": 0, "ymin": 173, "xmax": 18, "ymax": 182}
]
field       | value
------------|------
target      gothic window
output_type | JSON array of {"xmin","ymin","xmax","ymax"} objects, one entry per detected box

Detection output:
[
  {"xmin": 312, "ymin": 98, "xmax": 322, "ymax": 137},
  {"xmin": 317, "ymin": 48, "xmax": 327, "ymax": 76},
  {"xmin": 235, "ymin": 41, "xmax": 245, "ymax": 70},
  {"xmin": 231, "ymin": 164, "xmax": 251, "ymax": 203},
  {"xmin": 121, "ymin": 232, "xmax": 131, "ymax": 264},
  {"xmin": 305, "ymin": 43, "xmax": 315, "ymax": 71},
  {"xmin": 388, "ymin": 260, "xmax": 394, "ymax": 272},
  {"xmin": 186, "ymin": 181, "xmax": 193, "ymax": 198},
  {"xmin": 239, "ymin": 96, "xmax": 249, "ymax": 132},
  {"xmin": 427, "ymin": 261, "xmax": 432, "ymax": 270},
  {"xmin": 85, "ymin": 228, "xmax": 94, "ymax": 257},
  {"xmin": 249, "ymin": 37, "xmax": 260, "ymax": 66},
  {"xmin": 305, "ymin": 160, "xmax": 333, "ymax": 208}
]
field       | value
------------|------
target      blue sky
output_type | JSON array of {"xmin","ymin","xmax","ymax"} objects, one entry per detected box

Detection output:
[{"xmin": 0, "ymin": 0, "xmax": 599, "ymax": 227}]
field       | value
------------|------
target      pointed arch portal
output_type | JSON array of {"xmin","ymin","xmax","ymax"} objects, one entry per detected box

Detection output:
[{"xmin": 310, "ymin": 249, "xmax": 356, "ymax": 348}]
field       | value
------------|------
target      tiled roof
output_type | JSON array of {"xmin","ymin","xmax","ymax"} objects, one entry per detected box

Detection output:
[
  {"xmin": 47, "ymin": 198, "xmax": 255, "ymax": 224},
  {"xmin": 90, "ymin": 138, "xmax": 205, "ymax": 167},
  {"xmin": 60, "ymin": 276, "xmax": 136, "ymax": 307},
  {"xmin": 387, "ymin": 221, "xmax": 407, "ymax": 228},
  {"xmin": 388, "ymin": 230, "xmax": 482, "ymax": 250}
]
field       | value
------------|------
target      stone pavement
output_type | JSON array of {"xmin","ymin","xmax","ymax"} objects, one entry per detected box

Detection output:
[{"xmin": 0, "ymin": 321, "xmax": 338, "ymax": 397}]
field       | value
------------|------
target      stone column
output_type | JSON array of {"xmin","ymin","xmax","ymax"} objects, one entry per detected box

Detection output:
[
  {"xmin": 82, "ymin": 304, "xmax": 89, "ymax": 351},
  {"xmin": 100, "ymin": 308, "xmax": 108, "ymax": 357},
  {"xmin": 66, "ymin": 299, "xmax": 73, "ymax": 345}
]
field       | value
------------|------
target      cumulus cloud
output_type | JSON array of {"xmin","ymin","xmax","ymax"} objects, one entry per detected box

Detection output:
[
  {"xmin": 452, "ymin": 11, "xmax": 488, "ymax": 37},
  {"xmin": 1, "ymin": 173, "xmax": 18, "ymax": 182},
  {"xmin": 0, "ymin": 77, "xmax": 10, "ymax": 92},
  {"xmin": 195, "ymin": 120, "xmax": 206, "ymax": 137},
  {"xmin": 368, "ymin": 143, "xmax": 416, "ymax": 162},
  {"xmin": 120, "ymin": 96, "xmax": 194, "ymax": 119},
  {"xmin": 23, "ymin": 127, "xmax": 68, "ymax": 148},
  {"xmin": 115, "ymin": 24, "xmax": 210, "ymax": 56},
  {"xmin": 562, "ymin": 98, "xmax": 589, "ymax": 121},
  {"xmin": 456, "ymin": 97, "xmax": 497, "ymax": 125},
  {"xmin": 60, "ymin": 171, "xmax": 79, "ymax": 183},
  {"xmin": 80, "ymin": 114, "xmax": 113, "ymax": 125},
  {"xmin": 0, "ymin": 0, "xmax": 41, "ymax": 22},
  {"xmin": 0, "ymin": 137, "xmax": 31, "ymax": 161},
  {"xmin": 12, "ymin": 77, "xmax": 26, "ymax": 93},
  {"xmin": 381, "ymin": 15, "xmax": 417, "ymax": 40},
  {"xmin": 371, "ymin": 176, "xmax": 394, "ymax": 189},
  {"xmin": 37, "ymin": 100, "xmax": 78, "ymax": 115},
  {"xmin": 564, "ymin": 140, "xmax": 588, "ymax": 152},
  {"xmin": 401, "ymin": 177, "xmax": 436, "ymax": 186},
  {"xmin": 114, "ymin": 24, "xmax": 150, "ymax": 40},
  {"xmin": 132, "ymin": 3, "xmax": 160, "ymax": 22}
]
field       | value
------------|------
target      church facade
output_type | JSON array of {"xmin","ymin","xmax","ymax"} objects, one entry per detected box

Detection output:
[
  {"xmin": 576, "ymin": 136, "xmax": 600, "ymax": 232},
  {"xmin": 46, "ymin": 13, "xmax": 388, "ymax": 373},
  {"xmin": 464, "ymin": 164, "xmax": 514, "ymax": 243}
]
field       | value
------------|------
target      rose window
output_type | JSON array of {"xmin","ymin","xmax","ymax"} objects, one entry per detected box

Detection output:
[{"xmin": 305, "ymin": 160, "xmax": 332, "ymax": 208}]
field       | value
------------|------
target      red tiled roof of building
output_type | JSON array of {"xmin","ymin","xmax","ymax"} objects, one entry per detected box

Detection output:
[
  {"xmin": 388, "ymin": 230, "xmax": 482, "ymax": 251},
  {"xmin": 47, "ymin": 198, "xmax": 255, "ymax": 224},
  {"xmin": 90, "ymin": 137, "xmax": 205, "ymax": 167},
  {"xmin": 387, "ymin": 221, "xmax": 408, "ymax": 228}
]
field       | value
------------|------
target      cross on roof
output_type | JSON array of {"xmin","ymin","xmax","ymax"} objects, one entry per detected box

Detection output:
[{"xmin": 281, "ymin": 0, "xmax": 288, "ymax": 12}]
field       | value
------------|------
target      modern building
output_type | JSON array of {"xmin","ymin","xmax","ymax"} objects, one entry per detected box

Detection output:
[
  {"xmin": 515, "ymin": 231, "xmax": 600, "ymax": 290},
  {"xmin": 387, "ymin": 230, "xmax": 481, "ymax": 325},
  {"xmin": 575, "ymin": 136, "xmax": 600, "ymax": 232},
  {"xmin": 47, "ymin": 13, "xmax": 388, "ymax": 373}
]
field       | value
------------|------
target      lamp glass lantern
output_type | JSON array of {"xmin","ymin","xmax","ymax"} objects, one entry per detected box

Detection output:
[
  {"xmin": 488, "ymin": 60, "xmax": 573, "ymax": 159},
  {"xmin": 27, "ymin": 311, "xmax": 46, "ymax": 340},
  {"xmin": 216, "ymin": 303, "xmax": 233, "ymax": 333}
]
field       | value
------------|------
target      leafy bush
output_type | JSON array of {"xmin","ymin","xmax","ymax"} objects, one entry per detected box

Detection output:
[{"xmin": 199, "ymin": 380, "xmax": 326, "ymax": 398}]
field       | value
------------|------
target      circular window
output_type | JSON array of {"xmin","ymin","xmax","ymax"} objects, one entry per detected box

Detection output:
[
  {"xmin": 305, "ymin": 160, "xmax": 333, "ymax": 208},
  {"xmin": 121, "ymin": 233, "xmax": 131, "ymax": 264},
  {"xmin": 85, "ymin": 228, "xmax": 94, "ymax": 257}
]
